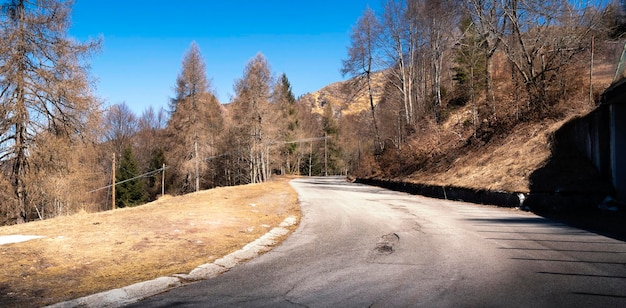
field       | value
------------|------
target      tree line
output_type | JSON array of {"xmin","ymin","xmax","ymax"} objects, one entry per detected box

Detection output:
[
  {"xmin": 340, "ymin": 0, "xmax": 622, "ymax": 177},
  {"xmin": 103, "ymin": 47, "xmax": 342, "ymax": 212},
  {"xmin": 1, "ymin": 0, "xmax": 623, "ymax": 224},
  {"xmin": 0, "ymin": 1, "xmax": 339, "ymax": 225}
]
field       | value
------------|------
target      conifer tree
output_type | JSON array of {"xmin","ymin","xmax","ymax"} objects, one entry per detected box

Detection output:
[
  {"xmin": 230, "ymin": 53, "xmax": 275, "ymax": 183},
  {"xmin": 0, "ymin": 0, "xmax": 100, "ymax": 223},
  {"xmin": 322, "ymin": 102, "xmax": 342, "ymax": 175},
  {"xmin": 116, "ymin": 146, "xmax": 146, "ymax": 208},
  {"xmin": 147, "ymin": 147, "xmax": 166, "ymax": 200},
  {"xmin": 452, "ymin": 14, "xmax": 487, "ymax": 130},
  {"xmin": 166, "ymin": 42, "xmax": 222, "ymax": 193},
  {"xmin": 273, "ymin": 73, "xmax": 299, "ymax": 174}
]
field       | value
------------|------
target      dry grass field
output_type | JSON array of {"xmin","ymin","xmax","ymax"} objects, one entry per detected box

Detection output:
[{"xmin": 0, "ymin": 177, "xmax": 300, "ymax": 307}]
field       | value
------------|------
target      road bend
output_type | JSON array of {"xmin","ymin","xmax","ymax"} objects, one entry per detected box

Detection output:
[{"xmin": 128, "ymin": 176, "xmax": 626, "ymax": 307}]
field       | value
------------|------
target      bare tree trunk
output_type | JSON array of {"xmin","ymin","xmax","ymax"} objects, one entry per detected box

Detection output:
[
  {"xmin": 13, "ymin": 3, "xmax": 27, "ymax": 223},
  {"xmin": 13, "ymin": 120, "xmax": 27, "ymax": 224},
  {"xmin": 366, "ymin": 71, "xmax": 383, "ymax": 151},
  {"xmin": 485, "ymin": 55, "xmax": 494, "ymax": 115},
  {"xmin": 261, "ymin": 147, "xmax": 267, "ymax": 182},
  {"xmin": 194, "ymin": 138, "xmax": 199, "ymax": 192},
  {"xmin": 296, "ymin": 156, "xmax": 301, "ymax": 175},
  {"xmin": 432, "ymin": 48, "xmax": 443, "ymax": 122}
]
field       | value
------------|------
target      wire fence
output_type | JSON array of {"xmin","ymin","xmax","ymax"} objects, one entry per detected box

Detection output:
[{"xmin": 89, "ymin": 136, "xmax": 328, "ymax": 194}]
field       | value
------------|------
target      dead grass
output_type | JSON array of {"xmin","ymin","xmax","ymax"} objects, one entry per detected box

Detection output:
[
  {"xmin": 0, "ymin": 177, "xmax": 300, "ymax": 307},
  {"xmin": 367, "ymin": 54, "xmax": 618, "ymax": 194},
  {"xmin": 404, "ymin": 119, "xmax": 569, "ymax": 192}
]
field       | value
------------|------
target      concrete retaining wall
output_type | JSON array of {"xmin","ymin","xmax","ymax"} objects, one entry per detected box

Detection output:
[{"xmin": 355, "ymin": 178, "xmax": 524, "ymax": 208}]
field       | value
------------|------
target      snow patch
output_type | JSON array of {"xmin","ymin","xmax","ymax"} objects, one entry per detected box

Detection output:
[{"xmin": 0, "ymin": 235, "xmax": 45, "ymax": 245}]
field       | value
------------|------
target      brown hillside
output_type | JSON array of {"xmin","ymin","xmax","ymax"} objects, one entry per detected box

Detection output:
[
  {"xmin": 397, "ymin": 60, "xmax": 616, "ymax": 194},
  {"xmin": 299, "ymin": 71, "xmax": 385, "ymax": 116},
  {"xmin": 306, "ymin": 54, "xmax": 618, "ymax": 196}
]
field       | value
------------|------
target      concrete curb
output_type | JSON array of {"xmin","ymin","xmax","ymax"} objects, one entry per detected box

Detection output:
[{"xmin": 47, "ymin": 215, "xmax": 298, "ymax": 308}]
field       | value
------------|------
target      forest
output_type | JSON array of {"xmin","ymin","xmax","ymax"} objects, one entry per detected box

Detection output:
[{"xmin": 1, "ymin": 0, "xmax": 624, "ymax": 225}]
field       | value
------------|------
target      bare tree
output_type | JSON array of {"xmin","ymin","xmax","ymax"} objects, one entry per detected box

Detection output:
[
  {"xmin": 497, "ymin": 0, "xmax": 604, "ymax": 113},
  {"xmin": 139, "ymin": 106, "xmax": 167, "ymax": 132},
  {"xmin": 379, "ymin": 0, "xmax": 418, "ymax": 126},
  {"xmin": 135, "ymin": 105, "xmax": 167, "ymax": 181},
  {"xmin": 466, "ymin": 0, "xmax": 507, "ymax": 113},
  {"xmin": 103, "ymin": 102, "xmax": 137, "ymax": 157},
  {"xmin": 342, "ymin": 6, "xmax": 384, "ymax": 151},
  {"xmin": 422, "ymin": 0, "xmax": 462, "ymax": 122},
  {"xmin": 0, "ymin": 0, "xmax": 100, "ymax": 223},
  {"xmin": 27, "ymin": 129, "xmax": 105, "ymax": 219}
]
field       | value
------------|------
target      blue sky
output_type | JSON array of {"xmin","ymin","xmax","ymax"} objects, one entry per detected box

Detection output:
[{"xmin": 69, "ymin": 1, "xmax": 382, "ymax": 115}]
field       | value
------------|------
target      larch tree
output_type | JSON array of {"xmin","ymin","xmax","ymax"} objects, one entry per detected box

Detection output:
[
  {"xmin": 0, "ymin": 0, "xmax": 100, "ymax": 223},
  {"xmin": 166, "ymin": 42, "xmax": 222, "ymax": 193},
  {"xmin": 230, "ymin": 53, "xmax": 275, "ymax": 184}
]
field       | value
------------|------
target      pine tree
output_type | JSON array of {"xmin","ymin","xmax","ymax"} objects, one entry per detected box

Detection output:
[
  {"xmin": 452, "ymin": 15, "xmax": 486, "ymax": 102},
  {"xmin": 273, "ymin": 73, "xmax": 299, "ymax": 174},
  {"xmin": 147, "ymin": 147, "xmax": 166, "ymax": 201},
  {"xmin": 322, "ymin": 102, "xmax": 342, "ymax": 175},
  {"xmin": 116, "ymin": 147, "xmax": 146, "ymax": 208}
]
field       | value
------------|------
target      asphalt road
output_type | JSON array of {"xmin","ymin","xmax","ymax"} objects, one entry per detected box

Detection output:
[{"xmin": 128, "ymin": 177, "xmax": 626, "ymax": 307}]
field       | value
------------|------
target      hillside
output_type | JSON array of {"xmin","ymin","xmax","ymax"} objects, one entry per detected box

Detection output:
[
  {"xmin": 397, "ymin": 62, "xmax": 616, "ymax": 195},
  {"xmin": 299, "ymin": 71, "xmax": 386, "ymax": 116},
  {"xmin": 302, "ymin": 61, "xmax": 617, "ymax": 197}
]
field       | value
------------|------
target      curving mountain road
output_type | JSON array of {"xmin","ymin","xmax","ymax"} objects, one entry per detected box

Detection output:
[{"xmin": 128, "ymin": 176, "xmax": 626, "ymax": 307}]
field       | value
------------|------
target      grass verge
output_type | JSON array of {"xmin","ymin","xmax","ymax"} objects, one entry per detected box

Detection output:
[{"xmin": 0, "ymin": 177, "xmax": 300, "ymax": 307}]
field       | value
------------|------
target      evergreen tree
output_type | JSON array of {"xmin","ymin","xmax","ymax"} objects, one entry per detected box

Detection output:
[
  {"xmin": 452, "ymin": 15, "xmax": 486, "ymax": 101},
  {"xmin": 452, "ymin": 13, "xmax": 487, "ymax": 119},
  {"xmin": 273, "ymin": 73, "xmax": 299, "ymax": 174},
  {"xmin": 146, "ymin": 147, "xmax": 166, "ymax": 201},
  {"xmin": 322, "ymin": 102, "xmax": 342, "ymax": 175},
  {"xmin": 116, "ymin": 147, "xmax": 146, "ymax": 208}
]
